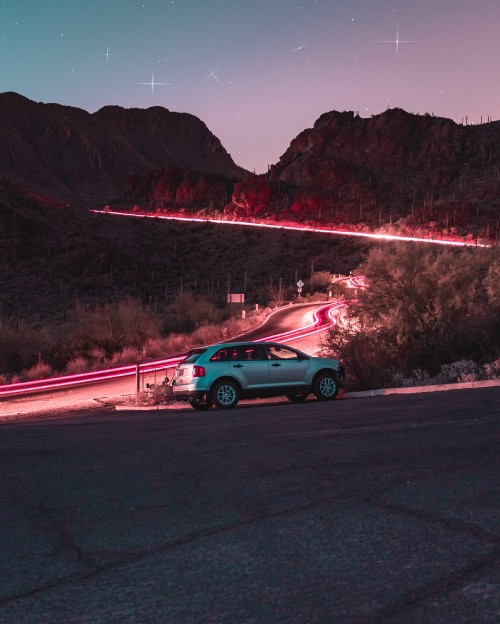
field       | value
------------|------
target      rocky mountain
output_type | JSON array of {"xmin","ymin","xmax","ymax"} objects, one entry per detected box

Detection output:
[
  {"xmin": 226, "ymin": 108, "xmax": 500, "ymax": 241},
  {"xmin": 0, "ymin": 92, "xmax": 245, "ymax": 206}
]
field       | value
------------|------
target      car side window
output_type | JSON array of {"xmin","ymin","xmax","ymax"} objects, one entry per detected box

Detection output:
[
  {"xmin": 235, "ymin": 345, "xmax": 265, "ymax": 361},
  {"xmin": 266, "ymin": 345, "xmax": 300, "ymax": 360},
  {"xmin": 210, "ymin": 348, "xmax": 231, "ymax": 362}
]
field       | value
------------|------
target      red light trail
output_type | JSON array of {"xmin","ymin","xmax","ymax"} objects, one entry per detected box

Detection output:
[
  {"xmin": 90, "ymin": 210, "xmax": 492, "ymax": 248},
  {"xmin": 0, "ymin": 296, "xmax": 354, "ymax": 399}
]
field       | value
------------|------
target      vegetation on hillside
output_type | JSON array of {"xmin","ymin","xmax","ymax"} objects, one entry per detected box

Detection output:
[
  {"xmin": 321, "ymin": 244, "xmax": 500, "ymax": 389},
  {"xmin": 0, "ymin": 294, "xmax": 266, "ymax": 383}
]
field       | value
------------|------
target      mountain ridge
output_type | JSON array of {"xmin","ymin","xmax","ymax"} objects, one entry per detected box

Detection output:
[{"xmin": 0, "ymin": 92, "xmax": 245, "ymax": 205}]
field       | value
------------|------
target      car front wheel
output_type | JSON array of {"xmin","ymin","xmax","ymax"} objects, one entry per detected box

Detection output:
[
  {"xmin": 212, "ymin": 380, "xmax": 240, "ymax": 409},
  {"xmin": 313, "ymin": 372, "xmax": 339, "ymax": 400}
]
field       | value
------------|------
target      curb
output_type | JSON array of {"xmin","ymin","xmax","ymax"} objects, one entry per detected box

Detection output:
[
  {"xmin": 344, "ymin": 378, "xmax": 500, "ymax": 399},
  {"xmin": 114, "ymin": 378, "xmax": 499, "ymax": 410}
]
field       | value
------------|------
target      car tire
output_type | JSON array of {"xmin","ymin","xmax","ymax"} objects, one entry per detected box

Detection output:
[
  {"xmin": 212, "ymin": 380, "xmax": 240, "ymax": 409},
  {"xmin": 189, "ymin": 398, "xmax": 212, "ymax": 411},
  {"xmin": 313, "ymin": 372, "xmax": 339, "ymax": 401},
  {"xmin": 286, "ymin": 393, "xmax": 309, "ymax": 403}
]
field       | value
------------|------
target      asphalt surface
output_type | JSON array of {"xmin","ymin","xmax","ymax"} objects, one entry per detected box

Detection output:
[{"xmin": 0, "ymin": 387, "xmax": 499, "ymax": 623}]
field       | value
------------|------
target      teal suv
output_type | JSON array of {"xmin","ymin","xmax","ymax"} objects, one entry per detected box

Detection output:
[{"xmin": 172, "ymin": 341, "xmax": 345, "ymax": 410}]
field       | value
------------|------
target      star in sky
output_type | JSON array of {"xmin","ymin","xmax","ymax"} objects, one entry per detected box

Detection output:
[
  {"xmin": 99, "ymin": 46, "xmax": 115, "ymax": 62},
  {"xmin": 204, "ymin": 68, "xmax": 221, "ymax": 83},
  {"xmin": 2, "ymin": 0, "xmax": 497, "ymax": 174},
  {"xmin": 137, "ymin": 73, "xmax": 169, "ymax": 94},
  {"xmin": 376, "ymin": 26, "xmax": 420, "ymax": 54}
]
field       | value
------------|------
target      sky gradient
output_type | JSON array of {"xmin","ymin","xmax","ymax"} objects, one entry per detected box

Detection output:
[{"xmin": 1, "ymin": 0, "xmax": 499, "ymax": 173}]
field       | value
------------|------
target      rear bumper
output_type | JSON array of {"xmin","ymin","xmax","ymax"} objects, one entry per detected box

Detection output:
[{"xmin": 172, "ymin": 386, "xmax": 207, "ymax": 401}]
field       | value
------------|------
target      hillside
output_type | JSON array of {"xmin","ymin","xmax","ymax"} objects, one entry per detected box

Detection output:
[
  {"xmin": 0, "ymin": 181, "xmax": 367, "ymax": 325},
  {"xmin": 224, "ymin": 109, "xmax": 500, "ymax": 242},
  {"xmin": 1, "ymin": 95, "xmax": 500, "ymax": 327},
  {"xmin": 0, "ymin": 92, "xmax": 245, "ymax": 206}
]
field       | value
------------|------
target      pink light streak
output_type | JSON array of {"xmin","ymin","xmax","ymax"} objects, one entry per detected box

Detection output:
[
  {"xmin": 89, "ymin": 210, "xmax": 492, "ymax": 248},
  {"xmin": 0, "ymin": 300, "xmax": 351, "ymax": 399}
]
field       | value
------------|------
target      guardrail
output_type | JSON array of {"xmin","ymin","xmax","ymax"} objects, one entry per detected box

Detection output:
[{"xmin": 0, "ymin": 302, "xmax": 343, "ymax": 399}]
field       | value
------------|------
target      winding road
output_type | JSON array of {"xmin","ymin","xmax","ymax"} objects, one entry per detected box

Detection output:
[{"xmin": 0, "ymin": 300, "xmax": 343, "ymax": 418}]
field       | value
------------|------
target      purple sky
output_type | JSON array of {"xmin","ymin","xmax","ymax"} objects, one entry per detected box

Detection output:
[{"xmin": 1, "ymin": 0, "xmax": 499, "ymax": 173}]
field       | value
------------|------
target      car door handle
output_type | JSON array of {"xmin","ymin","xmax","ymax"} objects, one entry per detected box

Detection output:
[
  {"xmin": 233, "ymin": 364, "xmax": 243, "ymax": 368},
  {"xmin": 271, "ymin": 363, "xmax": 281, "ymax": 367}
]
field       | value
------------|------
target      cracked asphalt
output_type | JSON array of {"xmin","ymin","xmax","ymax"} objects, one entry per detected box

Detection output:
[{"xmin": 0, "ymin": 387, "xmax": 498, "ymax": 623}]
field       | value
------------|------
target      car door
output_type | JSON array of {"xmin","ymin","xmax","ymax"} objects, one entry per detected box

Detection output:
[
  {"xmin": 228, "ymin": 345, "xmax": 270, "ymax": 390},
  {"xmin": 266, "ymin": 344, "xmax": 310, "ymax": 388}
]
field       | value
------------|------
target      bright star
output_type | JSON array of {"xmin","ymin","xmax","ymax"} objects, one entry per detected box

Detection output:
[
  {"xmin": 137, "ymin": 73, "xmax": 169, "ymax": 94},
  {"xmin": 376, "ymin": 26, "xmax": 419, "ymax": 54},
  {"xmin": 204, "ymin": 68, "xmax": 221, "ymax": 83},
  {"xmin": 100, "ymin": 46, "xmax": 115, "ymax": 62}
]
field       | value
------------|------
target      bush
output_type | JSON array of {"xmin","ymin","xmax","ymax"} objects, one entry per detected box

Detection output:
[
  {"xmin": 321, "ymin": 244, "xmax": 500, "ymax": 388},
  {"xmin": 391, "ymin": 368, "xmax": 431, "ymax": 388},
  {"xmin": 161, "ymin": 293, "xmax": 227, "ymax": 334},
  {"xmin": 22, "ymin": 361, "xmax": 54, "ymax": 381},
  {"xmin": 67, "ymin": 298, "xmax": 161, "ymax": 355},
  {"xmin": 437, "ymin": 360, "xmax": 483, "ymax": 384},
  {"xmin": 109, "ymin": 347, "xmax": 142, "ymax": 366},
  {"xmin": 483, "ymin": 358, "xmax": 500, "ymax": 380},
  {"xmin": 65, "ymin": 357, "xmax": 90, "ymax": 375}
]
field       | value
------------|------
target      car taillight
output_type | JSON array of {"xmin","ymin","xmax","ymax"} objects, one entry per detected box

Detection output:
[{"xmin": 192, "ymin": 365, "xmax": 205, "ymax": 377}]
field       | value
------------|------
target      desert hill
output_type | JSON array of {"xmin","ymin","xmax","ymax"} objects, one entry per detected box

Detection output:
[
  {"xmin": 224, "ymin": 108, "xmax": 500, "ymax": 241},
  {"xmin": 0, "ymin": 92, "xmax": 245, "ymax": 206},
  {"xmin": 1, "ymin": 94, "xmax": 500, "ymax": 326}
]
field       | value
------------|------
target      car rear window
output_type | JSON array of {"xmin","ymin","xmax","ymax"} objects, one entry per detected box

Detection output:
[{"xmin": 183, "ymin": 348, "xmax": 206, "ymax": 363}]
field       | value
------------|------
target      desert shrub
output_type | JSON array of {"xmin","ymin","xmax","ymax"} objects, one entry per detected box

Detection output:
[
  {"xmin": 142, "ymin": 337, "xmax": 169, "ymax": 359},
  {"xmin": 161, "ymin": 293, "xmax": 227, "ymax": 334},
  {"xmin": 109, "ymin": 347, "xmax": 142, "ymax": 366},
  {"xmin": 65, "ymin": 357, "xmax": 90, "ymax": 375},
  {"xmin": 0, "ymin": 321, "xmax": 51, "ymax": 375},
  {"xmin": 134, "ymin": 391, "xmax": 154, "ymax": 406},
  {"xmin": 89, "ymin": 347, "xmax": 106, "ymax": 363},
  {"xmin": 67, "ymin": 297, "xmax": 161, "ymax": 355},
  {"xmin": 306, "ymin": 271, "xmax": 334, "ymax": 294},
  {"xmin": 163, "ymin": 333, "xmax": 191, "ymax": 354},
  {"xmin": 320, "ymin": 318, "xmax": 395, "ymax": 390},
  {"xmin": 391, "ymin": 368, "xmax": 431, "ymax": 388},
  {"xmin": 437, "ymin": 360, "xmax": 483, "ymax": 384},
  {"xmin": 321, "ymin": 244, "xmax": 500, "ymax": 388},
  {"xmin": 483, "ymin": 358, "xmax": 500, "ymax": 379},
  {"xmin": 147, "ymin": 382, "xmax": 173, "ymax": 405},
  {"xmin": 22, "ymin": 361, "xmax": 53, "ymax": 381}
]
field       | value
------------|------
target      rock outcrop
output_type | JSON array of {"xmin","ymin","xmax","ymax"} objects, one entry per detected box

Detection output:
[
  {"xmin": 225, "ymin": 108, "xmax": 500, "ymax": 238},
  {"xmin": 0, "ymin": 92, "xmax": 245, "ymax": 205}
]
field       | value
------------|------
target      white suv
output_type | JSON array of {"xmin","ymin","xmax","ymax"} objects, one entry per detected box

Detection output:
[{"xmin": 172, "ymin": 341, "xmax": 345, "ymax": 410}]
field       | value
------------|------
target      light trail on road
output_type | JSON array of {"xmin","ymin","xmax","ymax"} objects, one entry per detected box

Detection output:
[
  {"xmin": 0, "ymin": 297, "xmax": 351, "ymax": 399},
  {"xmin": 89, "ymin": 210, "xmax": 492, "ymax": 248}
]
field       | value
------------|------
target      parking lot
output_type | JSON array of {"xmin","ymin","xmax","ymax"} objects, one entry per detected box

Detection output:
[{"xmin": 0, "ymin": 387, "xmax": 499, "ymax": 623}]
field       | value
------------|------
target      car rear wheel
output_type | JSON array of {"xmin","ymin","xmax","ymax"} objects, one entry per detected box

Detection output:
[
  {"xmin": 313, "ymin": 372, "xmax": 339, "ymax": 400},
  {"xmin": 212, "ymin": 380, "xmax": 240, "ymax": 409},
  {"xmin": 286, "ymin": 393, "xmax": 309, "ymax": 403},
  {"xmin": 189, "ymin": 398, "xmax": 212, "ymax": 411}
]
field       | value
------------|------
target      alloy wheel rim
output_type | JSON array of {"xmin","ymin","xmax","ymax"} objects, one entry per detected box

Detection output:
[
  {"xmin": 217, "ymin": 385, "xmax": 236, "ymax": 405},
  {"xmin": 320, "ymin": 377, "xmax": 336, "ymax": 397}
]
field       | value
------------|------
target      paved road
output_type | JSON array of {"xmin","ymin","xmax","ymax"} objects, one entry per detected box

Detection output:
[
  {"xmin": 0, "ymin": 303, "xmax": 324, "ymax": 416},
  {"xmin": 0, "ymin": 387, "xmax": 498, "ymax": 623}
]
